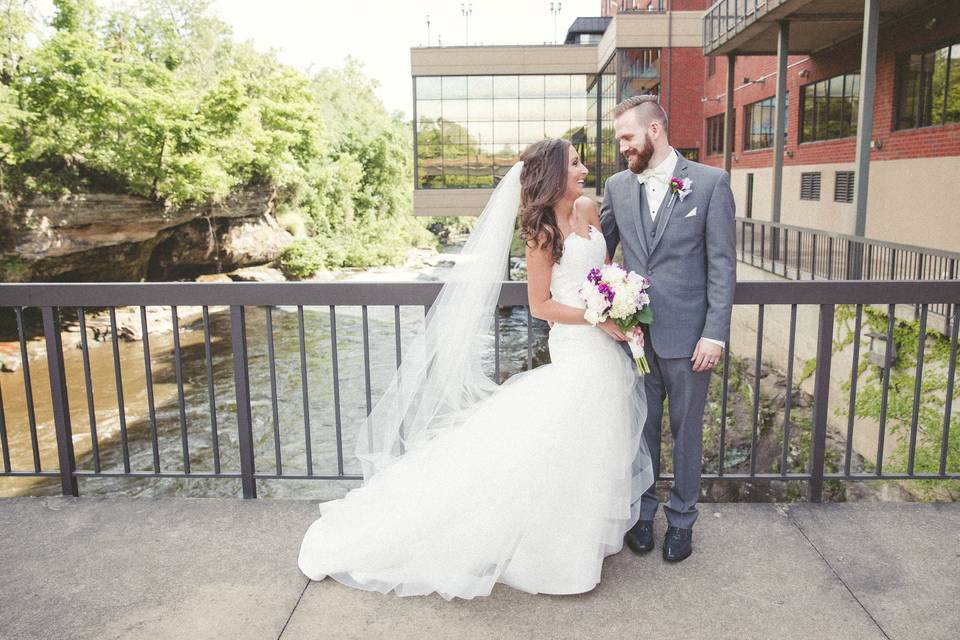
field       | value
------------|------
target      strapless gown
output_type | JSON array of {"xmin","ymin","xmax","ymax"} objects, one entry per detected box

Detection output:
[{"xmin": 298, "ymin": 224, "xmax": 650, "ymax": 600}]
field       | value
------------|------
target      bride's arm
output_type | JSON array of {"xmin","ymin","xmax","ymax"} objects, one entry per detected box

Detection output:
[
  {"xmin": 525, "ymin": 240, "xmax": 626, "ymax": 341},
  {"xmin": 525, "ymin": 240, "xmax": 591, "ymax": 325}
]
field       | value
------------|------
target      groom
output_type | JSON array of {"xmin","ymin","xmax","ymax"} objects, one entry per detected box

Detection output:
[{"xmin": 600, "ymin": 95, "xmax": 736, "ymax": 563}]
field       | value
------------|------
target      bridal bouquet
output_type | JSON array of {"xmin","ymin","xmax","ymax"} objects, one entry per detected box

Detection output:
[{"xmin": 578, "ymin": 264, "xmax": 653, "ymax": 375}]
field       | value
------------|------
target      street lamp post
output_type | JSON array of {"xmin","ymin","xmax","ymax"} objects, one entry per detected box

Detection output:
[
  {"xmin": 426, "ymin": 14, "xmax": 431, "ymax": 47},
  {"xmin": 550, "ymin": 2, "xmax": 562, "ymax": 44},
  {"xmin": 461, "ymin": 3, "xmax": 472, "ymax": 46}
]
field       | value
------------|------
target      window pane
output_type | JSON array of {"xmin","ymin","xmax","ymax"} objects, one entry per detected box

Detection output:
[
  {"xmin": 519, "ymin": 75, "xmax": 545, "ymax": 98},
  {"xmin": 545, "ymin": 120, "xmax": 574, "ymax": 139},
  {"xmin": 416, "ymin": 120, "xmax": 442, "ymax": 146},
  {"xmin": 898, "ymin": 53, "xmax": 921, "ymax": 129},
  {"xmin": 495, "ymin": 149, "xmax": 519, "ymax": 178},
  {"xmin": 570, "ymin": 96, "xmax": 588, "ymax": 122},
  {"xmin": 848, "ymin": 75, "xmax": 860, "ymax": 137},
  {"xmin": 469, "ymin": 122, "xmax": 494, "ymax": 146},
  {"xmin": 442, "ymin": 99, "xmax": 468, "ymax": 121},
  {"xmin": 469, "ymin": 99, "xmax": 493, "ymax": 121},
  {"xmin": 518, "ymin": 98, "xmax": 545, "ymax": 120},
  {"xmin": 827, "ymin": 76, "xmax": 844, "ymax": 139},
  {"xmin": 565, "ymin": 124, "xmax": 588, "ymax": 146},
  {"xmin": 416, "ymin": 77, "xmax": 441, "ymax": 100},
  {"xmin": 931, "ymin": 46, "xmax": 950, "ymax": 125},
  {"xmin": 417, "ymin": 99, "xmax": 442, "ymax": 120},
  {"xmin": 545, "ymin": 75, "xmax": 570, "ymax": 97},
  {"xmin": 471, "ymin": 145, "xmax": 494, "ymax": 187},
  {"xmin": 417, "ymin": 144, "xmax": 442, "ymax": 161},
  {"xmin": 468, "ymin": 75, "xmax": 493, "ymax": 99},
  {"xmin": 442, "ymin": 119, "xmax": 469, "ymax": 145},
  {"xmin": 801, "ymin": 86, "xmax": 814, "ymax": 142},
  {"xmin": 442, "ymin": 76, "xmax": 468, "ymax": 99},
  {"xmin": 519, "ymin": 121, "xmax": 545, "ymax": 143},
  {"xmin": 919, "ymin": 51, "xmax": 938, "ymax": 126},
  {"xmin": 493, "ymin": 76, "xmax": 519, "ymax": 98},
  {"xmin": 947, "ymin": 45, "xmax": 960, "ymax": 123},
  {"xmin": 493, "ymin": 121, "xmax": 519, "ymax": 145},
  {"xmin": 545, "ymin": 98, "xmax": 570, "ymax": 120},
  {"xmin": 493, "ymin": 98, "xmax": 519, "ymax": 120},
  {"xmin": 815, "ymin": 82, "xmax": 829, "ymax": 141}
]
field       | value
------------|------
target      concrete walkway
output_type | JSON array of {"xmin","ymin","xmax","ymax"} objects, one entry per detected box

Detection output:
[{"xmin": 0, "ymin": 497, "xmax": 957, "ymax": 640}]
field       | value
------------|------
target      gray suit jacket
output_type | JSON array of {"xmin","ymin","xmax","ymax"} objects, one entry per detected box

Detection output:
[{"xmin": 600, "ymin": 151, "xmax": 736, "ymax": 359}]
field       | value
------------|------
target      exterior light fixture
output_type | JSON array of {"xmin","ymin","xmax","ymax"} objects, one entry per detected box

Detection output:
[{"xmin": 866, "ymin": 331, "xmax": 897, "ymax": 370}]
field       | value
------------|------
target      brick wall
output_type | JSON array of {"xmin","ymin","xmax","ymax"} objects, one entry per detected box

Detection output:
[
  {"xmin": 700, "ymin": 1, "xmax": 960, "ymax": 169},
  {"xmin": 663, "ymin": 47, "xmax": 706, "ymax": 151}
]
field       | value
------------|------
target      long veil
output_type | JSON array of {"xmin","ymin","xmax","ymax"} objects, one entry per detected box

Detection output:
[{"xmin": 354, "ymin": 162, "xmax": 525, "ymax": 480}]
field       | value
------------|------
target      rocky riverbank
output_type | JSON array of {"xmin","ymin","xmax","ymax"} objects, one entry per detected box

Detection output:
[{"xmin": 1, "ymin": 186, "xmax": 293, "ymax": 282}]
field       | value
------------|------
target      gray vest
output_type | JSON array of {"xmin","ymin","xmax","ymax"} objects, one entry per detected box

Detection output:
[{"xmin": 637, "ymin": 179, "xmax": 672, "ymax": 255}]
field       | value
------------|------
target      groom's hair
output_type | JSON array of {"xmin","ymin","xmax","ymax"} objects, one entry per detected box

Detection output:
[{"xmin": 613, "ymin": 95, "xmax": 669, "ymax": 133}]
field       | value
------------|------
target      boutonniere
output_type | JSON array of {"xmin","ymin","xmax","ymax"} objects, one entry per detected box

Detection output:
[{"xmin": 669, "ymin": 176, "xmax": 693, "ymax": 203}]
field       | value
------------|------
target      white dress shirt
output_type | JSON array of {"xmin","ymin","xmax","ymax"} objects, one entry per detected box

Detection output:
[
  {"xmin": 636, "ymin": 147, "xmax": 678, "ymax": 220},
  {"xmin": 637, "ymin": 148, "xmax": 725, "ymax": 352}
]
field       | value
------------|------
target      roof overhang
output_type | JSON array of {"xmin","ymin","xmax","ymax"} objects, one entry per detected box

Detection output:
[{"xmin": 703, "ymin": 0, "xmax": 931, "ymax": 56}]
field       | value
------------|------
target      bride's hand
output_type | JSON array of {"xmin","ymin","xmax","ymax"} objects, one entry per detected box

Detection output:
[
  {"xmin": 599, "ymin": 318, "xmax": 627, "ymax": 341},
  {"xmin": 629, "ymin": 326, "xmax": 645, "ymax": 347}
]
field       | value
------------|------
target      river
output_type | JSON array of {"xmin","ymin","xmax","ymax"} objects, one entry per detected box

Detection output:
[{"xmin": 0, "ymin": 294, "xmax": 550, "ymax": 499}]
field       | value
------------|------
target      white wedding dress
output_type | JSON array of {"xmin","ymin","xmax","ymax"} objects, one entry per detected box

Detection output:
[{"xmin": 298, "ymin": 224, "xmax": 651, "ymax": 600}]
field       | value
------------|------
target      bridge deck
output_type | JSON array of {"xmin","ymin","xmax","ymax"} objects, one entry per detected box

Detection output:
[{"xmin": 1, "ymin": 497, "xmax": 956, "ymax": 639}]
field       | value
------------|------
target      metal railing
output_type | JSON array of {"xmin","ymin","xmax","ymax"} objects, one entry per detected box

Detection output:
[
  {"xmin": 0, "ymin": 280, "xmax": 958, "ymax": 503},
  {"xmin": 703, "ymin": 0, "xmax": 785, "ymax": 52},
  {"xmin": 736, "ymin": 218, "xmax": 960, "ymax": 322}
]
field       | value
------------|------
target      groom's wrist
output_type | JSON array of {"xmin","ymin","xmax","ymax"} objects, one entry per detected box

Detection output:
[{"xmin": 701, "ymin": 336, "xmax": 725, "ymax": 349}]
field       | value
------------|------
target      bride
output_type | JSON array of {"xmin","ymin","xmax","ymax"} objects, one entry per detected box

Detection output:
[{"xmin": 298, "ymin": 139, "xmax": 654, "ymax": 600}]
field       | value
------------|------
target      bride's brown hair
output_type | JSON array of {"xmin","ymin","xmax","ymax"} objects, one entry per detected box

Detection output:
[{"xmin": 519, "ymin": 138, "xmax": 571, "ymax": 264}]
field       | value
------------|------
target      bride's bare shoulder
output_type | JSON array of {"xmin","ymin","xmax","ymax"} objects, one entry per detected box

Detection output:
[{"xmin": 574, "ymin": 196, "xmax": 601, "ymax": 227}]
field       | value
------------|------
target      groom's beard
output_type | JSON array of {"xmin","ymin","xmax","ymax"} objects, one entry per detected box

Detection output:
[{"xmin": 624, "ymin": 133, "xmax": 655, "ymax": 174}]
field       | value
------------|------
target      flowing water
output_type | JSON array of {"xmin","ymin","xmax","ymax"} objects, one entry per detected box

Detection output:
[{"xmin": 0, "ymin": 303, "xmax": 550, "ymax": 500}]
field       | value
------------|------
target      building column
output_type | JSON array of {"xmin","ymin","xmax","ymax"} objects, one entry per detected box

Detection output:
[
  {"xmin": 849, "ymin": 0, "xmax": 879, "ymax": 279},
  {"xmin": 771, "ymin": 21, "xmax": 789, "ymax": 227},
  {"xmin": 723, "ymin": 53, "xmax": 735, "ymax": 175}
]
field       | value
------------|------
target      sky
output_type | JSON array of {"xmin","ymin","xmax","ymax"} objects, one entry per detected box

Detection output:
[{"xmin": 207, "ymin": 0, "xmax": 603, "ymax": 118}]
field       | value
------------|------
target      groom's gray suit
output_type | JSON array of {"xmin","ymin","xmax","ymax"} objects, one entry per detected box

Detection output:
[{"xmin": 600, "ymin": 149, "xmax": 736, "ymax": 530}]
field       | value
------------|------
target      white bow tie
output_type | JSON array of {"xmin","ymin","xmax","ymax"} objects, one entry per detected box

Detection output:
[{"xmin": 636, "ymin": 166, "xmax": 671, "ymax": 186}]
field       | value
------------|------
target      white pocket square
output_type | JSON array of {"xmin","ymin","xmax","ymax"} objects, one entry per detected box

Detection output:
[{"xmin": 684, "ymin": 207, "xmax": 698, "ymax": 218}]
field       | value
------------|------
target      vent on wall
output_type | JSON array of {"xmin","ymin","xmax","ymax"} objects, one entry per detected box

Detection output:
[
  {"xmin": 800, "ymin": 172, "xmax": 821, "ymax": 201},
  {"xmin": 834, "ymin": 171, "xmax": 855, "ymax": 203}
]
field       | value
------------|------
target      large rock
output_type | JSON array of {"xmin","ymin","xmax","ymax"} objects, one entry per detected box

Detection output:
[
  {"xmin": 145, "ymin": 213, "xmax": 293, "ymax": 280},
  {"xmin": 1, "ymin": 187, "xmax": 293, "ymax": 282}
]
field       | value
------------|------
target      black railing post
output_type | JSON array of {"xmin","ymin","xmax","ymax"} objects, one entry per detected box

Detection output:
[
  {"xmin": 808, "ymin": 303, "xmax": 835, "ymax": 503},
  {"xmin": 41, "ymin": 306, "xmax": 78, "ymax": 497},
  {"xmin": 230, "ymin": 305, "xmax": 257, "ymax": 499}
]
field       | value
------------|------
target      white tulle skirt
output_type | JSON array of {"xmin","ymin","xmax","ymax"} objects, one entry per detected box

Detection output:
[{"xmin": 297, "ymin": 323, "xmax": 651, "ymax": 600}]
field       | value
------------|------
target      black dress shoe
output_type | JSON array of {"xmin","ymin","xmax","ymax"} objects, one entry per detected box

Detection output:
[
  {"xmin": 662, "ymin": 526, "xmax": 692, "ymax": 562},
  {"xmin": 625, "ymin": 520, "xmax": 655, "ymax": 554}
]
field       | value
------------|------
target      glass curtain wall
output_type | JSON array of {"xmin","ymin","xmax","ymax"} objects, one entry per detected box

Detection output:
[
  {"xmin": 415, "ymin": 74, "xmax": 591, "ymax": 189},
  {"xmin": 414, "ymin": 48, "xmax": 660, "ymax": 192},
  {"xmin": 597, "ymin": 48, "xmax": 661, "ymax": 191},
  {"xmin": 599, "ymin": 56, "xmax": 618, "ymax": 189}
]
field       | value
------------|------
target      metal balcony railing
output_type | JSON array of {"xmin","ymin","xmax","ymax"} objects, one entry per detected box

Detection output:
[
  {"xmin": 0, "ymin": 280, "xmax": 958, "ymax": 503},
  {"xmin": 703, "ymin": 0, "xmax": 788, "ymax": 53}
]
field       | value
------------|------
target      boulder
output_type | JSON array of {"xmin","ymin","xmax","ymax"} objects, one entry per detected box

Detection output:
[{"xmin": 228, "ymin": 265, "xmax": 287, "ymax": 283}]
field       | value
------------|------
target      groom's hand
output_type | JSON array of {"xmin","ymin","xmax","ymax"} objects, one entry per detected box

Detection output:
[{"xmin": 691, "ymin": 339, "xmax": 723, "ymax": 372}]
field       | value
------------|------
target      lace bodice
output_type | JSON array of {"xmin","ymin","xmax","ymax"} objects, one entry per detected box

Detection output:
[{"xmin": 550, "ymin": 225, "xmax": 606, "ymax": 308}]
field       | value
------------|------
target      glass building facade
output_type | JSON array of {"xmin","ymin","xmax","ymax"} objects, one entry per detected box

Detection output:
[
  {"xmin": 414, "ymin": 48, "xmax": 662, "ymax": 194},
  {"xmin": 415, "ymin": 74, "xmax": 593, "ymax": 189}
]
